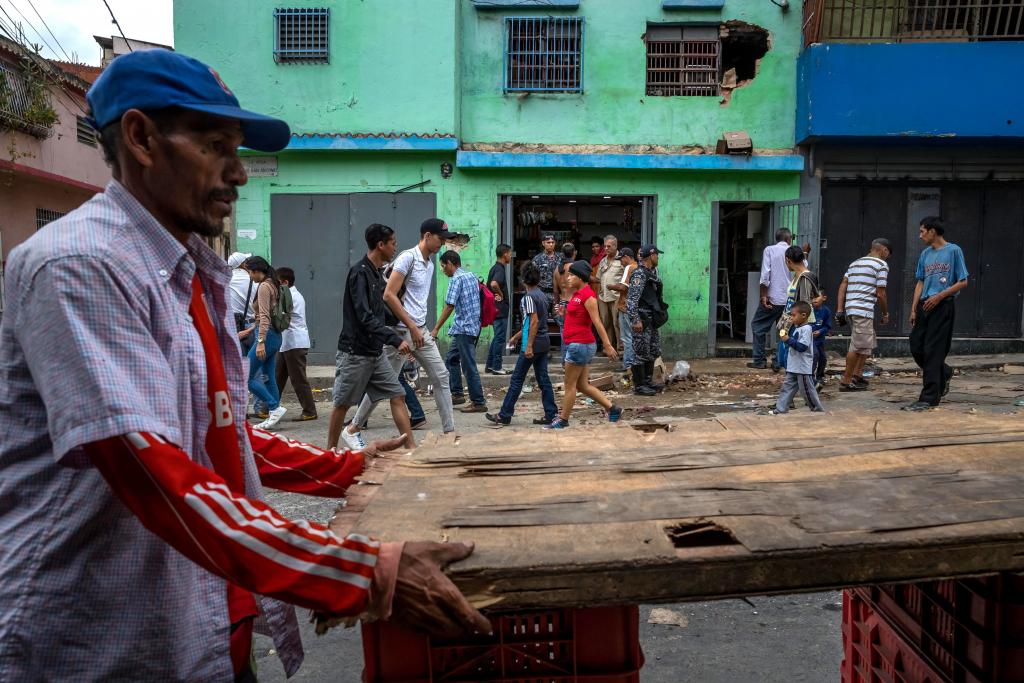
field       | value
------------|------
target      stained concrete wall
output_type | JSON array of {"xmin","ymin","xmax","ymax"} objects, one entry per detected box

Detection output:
[
  {"xmin": 460, "ymin": 0, "xmax": 801, "ymax": 148},
  {"xmin": 0, "ymin": 174, "xmax": 94, "ymax": 260},
  {"xmin": 172, "ymin": 0, "xmax": 459, "ymax": 136}
]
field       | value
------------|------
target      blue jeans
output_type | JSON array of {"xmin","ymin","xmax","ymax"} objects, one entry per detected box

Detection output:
[
  {"xmin": 247, "ymin": 328, "xmax": 282, "ymax": 411},
  {"xmin": 564, "ymin": 342, "xmax": 597, "ymax": 366},
  {"xmin": 486, "ymin": 316, "xmax": 508, "ymax": 371},
  {"xmin": 399, "ymin": 372, "xmax": 425, "ymax": 422},
  {"xmin": 499, "ymin": 351, "xmax": 557, "ymax": 421},
  {"xmin": 618, "ymin": 310, "xmax": 635, "ymax": 370},
  {"xmin": 446, "ymin": 333, "xmax": 486, "ymax": 406}
]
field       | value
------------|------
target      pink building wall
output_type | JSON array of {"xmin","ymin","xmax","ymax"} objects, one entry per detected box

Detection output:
[{"xmin": 0, "ymin": 77, "xmax": 111, "ymax": 260}]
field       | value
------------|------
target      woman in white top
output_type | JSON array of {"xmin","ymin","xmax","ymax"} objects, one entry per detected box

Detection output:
[{"xmin": 274, "ymin": 267, "xmax": 317, "ymax": 420}]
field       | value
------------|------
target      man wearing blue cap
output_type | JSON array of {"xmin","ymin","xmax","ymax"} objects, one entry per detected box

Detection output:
[{"xmin": 0, "ymin": 50, "xmax": 487, "ymax": 682}]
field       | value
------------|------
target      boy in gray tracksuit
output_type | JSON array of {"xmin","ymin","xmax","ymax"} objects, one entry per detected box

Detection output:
[{"xmin": 769, "ymin": 301, "xmax": 824, "ymax": 414}]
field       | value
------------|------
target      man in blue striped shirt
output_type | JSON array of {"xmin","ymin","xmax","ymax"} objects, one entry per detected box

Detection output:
[{"xmin": 836, "ymin": 238, "xmax": 891, "ymax": 391}]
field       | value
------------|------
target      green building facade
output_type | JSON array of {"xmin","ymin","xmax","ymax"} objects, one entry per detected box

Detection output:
[{"xmin": 174, "ymin": 0, "xmax": 806, "ymax": 363}]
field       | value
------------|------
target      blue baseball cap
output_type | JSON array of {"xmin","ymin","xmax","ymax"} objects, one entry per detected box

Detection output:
[{"xmin": 86, "ymin": 49, "xmax": 290, "ymax": 152}]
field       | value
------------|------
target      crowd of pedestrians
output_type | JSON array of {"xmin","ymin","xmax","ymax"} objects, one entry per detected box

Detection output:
[
  {"xmin": 752, "ymin": 216, "xmax": 968, "ymax": 414},
  {"xmin": 231, "ymin": 213, "xmax": 969, "ymax": 437}
]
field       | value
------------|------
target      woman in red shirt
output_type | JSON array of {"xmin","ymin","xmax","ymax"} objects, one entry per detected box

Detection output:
[{"xmin": 547, "ymin": 260, "xmax": 622, "ymax": 429}]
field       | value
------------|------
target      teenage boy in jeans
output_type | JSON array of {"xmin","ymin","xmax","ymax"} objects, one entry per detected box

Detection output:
[
  {"xmin": 347, "ymin": 218, "xmax": 457, "ymax": 440},
  {"xmin": 432, "ymin": 250, "xmax": 487, "ymax": 413},
  {"xmin": 486, "ymin": 262, "xmax": 558, "ymax": 426}
]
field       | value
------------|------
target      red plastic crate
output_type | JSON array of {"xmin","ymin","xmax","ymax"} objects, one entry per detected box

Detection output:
[
  {"xmin": 843, "ymin": 590, "xmax": 947, "ymax": 683},
  {"xmin": 361, "ymin": 605, "xmax": 643, "ymax": 682},
  {"xmin": 854, "ymin": 574, "xmax": 1024, "ymax": 683}
]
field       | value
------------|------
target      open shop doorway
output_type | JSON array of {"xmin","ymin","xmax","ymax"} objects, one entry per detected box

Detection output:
[{"xmin": 498, "ymin": 194, "xmax": 656, "ymax": 350}]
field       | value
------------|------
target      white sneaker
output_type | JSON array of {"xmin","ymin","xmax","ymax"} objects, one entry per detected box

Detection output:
[
  {"xmin": 341, "ymin": 426, "xmax": 366, "ymax": 452},
  {"xmin": 257, "ymin": 406, "xmax": 287, "ymax": 430}
]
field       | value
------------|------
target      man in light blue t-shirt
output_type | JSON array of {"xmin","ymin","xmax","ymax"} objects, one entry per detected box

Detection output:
[{"xmin": 905, "ymin": 216, "xmax": 969, "ymax": 411}]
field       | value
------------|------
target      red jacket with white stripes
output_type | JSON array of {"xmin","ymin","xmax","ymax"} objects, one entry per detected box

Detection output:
[{"xmin": 84, "ymin": 424, "xmax": 378, "ymax": 615}]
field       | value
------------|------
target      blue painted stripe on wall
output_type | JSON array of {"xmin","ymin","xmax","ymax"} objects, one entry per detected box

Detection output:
[
  {"xmin": 284, "ymin": 136, "xmax": 460, "ymax": 151},
  {"xmin": 798, "ymin": 43, "xmax": 1024, "ymax": 142},
  {"xmin": 456, "ymin": 150, "xmax": 804, "ymax": 171},
  {"xmin": 472, "ymin": 0, "xmax": 579, "ymax": 9},
  {"xmin": 662, "ymin": 0, "xmax": 725, "ymax": 9}
]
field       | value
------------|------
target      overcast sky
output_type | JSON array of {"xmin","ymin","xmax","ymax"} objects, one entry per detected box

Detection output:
[{"xmin": 1, "ymin": 0, "xmax": 174, "ymax": 65}]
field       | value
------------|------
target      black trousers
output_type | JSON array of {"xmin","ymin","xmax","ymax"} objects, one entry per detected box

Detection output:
[
  {"xmin": 750, "ymin": 303, "xmax": 784, "ymax": 366},
  {"xmin": 909, "ymin": 297, "xmax": 955, "ymax": 406}
]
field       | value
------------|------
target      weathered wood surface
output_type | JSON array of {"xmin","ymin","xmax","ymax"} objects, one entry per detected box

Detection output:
[{"xmin": 329, "ymin": 411, "xmax": 1024, "ymax": 610}]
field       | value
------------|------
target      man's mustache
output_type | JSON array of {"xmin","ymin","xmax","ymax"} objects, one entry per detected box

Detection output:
[{"xmin": 210, "ymin": 189, "xmax": 239, "ymax": 203}]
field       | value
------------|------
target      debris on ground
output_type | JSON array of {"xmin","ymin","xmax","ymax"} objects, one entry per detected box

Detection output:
[{"xmin": 647, "ymin": 607, "xmax": 690, "ymax": 628}]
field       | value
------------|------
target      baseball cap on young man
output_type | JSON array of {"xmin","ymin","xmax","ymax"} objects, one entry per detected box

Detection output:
[
  {"xmin": 638, "ymin": 245, "xmax": 663, "ymax": 258},
  {"xmin": 86, "ymin": 49, "xmax": 291, "ymax": 153},
  {"xmin": 618, "ymin": 247, "xmax": 635, "ymax": 260},
  {"xmin": 420, "ymin": 218, "xmax": 457, "ymax": 239}
]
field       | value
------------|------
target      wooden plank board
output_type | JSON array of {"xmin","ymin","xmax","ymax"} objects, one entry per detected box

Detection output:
[{"xmin": 330, "ymin": 411, "xmax": 1024, "ymax": 610}]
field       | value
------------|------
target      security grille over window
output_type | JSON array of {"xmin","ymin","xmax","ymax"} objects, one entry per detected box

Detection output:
[
  {"xmin": 504, "ymin": 17, "xmax": 584, "ymax": 93},
  {"xmin": 76, "ymin": 116, "xmax": 97, "ymax": 147},
  {"xmin": 0, "ymin": 62, "xmax": 34, "ymax": 124},
  {"xmin": 808, "ymin": 0, "xmax": 1024, "ymax": 43},
  {"xmin": 274, "ymin": 8, "xmax": 329, "ymax": 63},
  {"xmin": 36, "ymin": 208, "xmax": 66, "ymax": 230},
  {"xmin": 646, "ymin": 25, "xmax": 720, "ymax": 97}
]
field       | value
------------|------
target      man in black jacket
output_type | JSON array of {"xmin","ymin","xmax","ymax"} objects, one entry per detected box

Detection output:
[{"xmin": 327, "ymin": 224, "xmax": 414, "ymax": 451}]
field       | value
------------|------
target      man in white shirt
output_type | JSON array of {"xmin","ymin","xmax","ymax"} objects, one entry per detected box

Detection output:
[
  {"xmin": 274, "ymin": 267, "xmax": 317, "ymax": 420},
  {"xmin": 748, "ymin": 229, "xmax": 793, "ymax": 370},
  {"xmin": 345, "ymin": 218, "xmax": 457, "ymax": 442},
  {"xmin": 607, "ymin": 247, "xmax": 636, "ymax": 372}
]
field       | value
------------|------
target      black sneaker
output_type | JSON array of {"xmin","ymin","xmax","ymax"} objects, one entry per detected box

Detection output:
[
  {"xmin": 942, "ymin": 367, "xmax": 954, "ymax": 397},
  {"xmin": 902, "ymin": 401, "xmax": 935, "ymax": 411},
  {"xmin": 410, "ymin": 419, "xmax": 427, "ymax": 430},
  {"xmin": 532, "ymin": 416, "xmax": 554, "ymax": 425},
  {"xmin": 634, "ymin": 385, "xmax": 657, "ymax": 397},
  {"xmin": 746, "ymin": 362, "xmax": 767, "ymax": 369},
  {"xmin": 485, "ymin": 413, "xmax": 510, "ymax": 426},
  {"xmin": 852, "ymin": 376, "xmax": 870, "ymax": 388},
  {"xmin": 839, "ymin": 383, "xmax": 866, "ymax": 392}
]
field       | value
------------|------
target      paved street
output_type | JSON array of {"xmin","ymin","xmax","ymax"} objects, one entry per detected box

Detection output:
[{"xmin": 251, "ymin": 354, "xmax": 1024, "ymax": 681}]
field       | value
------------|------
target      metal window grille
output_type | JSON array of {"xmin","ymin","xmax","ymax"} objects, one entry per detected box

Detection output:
[
  {"xmin": 274, "ymin": 8, "xmax": 329, "ymax": 63},
  {"xmin": 646, "ymin": 27, "xmax": 720, "ymax": 97},
  {"xmin": 36, "ymin": 208, "xmax": 66, "ymax": 230},
  {"xmin": 0, "ymin": 61, "xmax": 34, "ymax": 123},
  {"xmin": 504, "ymin": 17, "xmax": 584, "ymax": 93},
  {"xmin": 806, "ymin": 0, "xmax": 1024, "ymax": 43},
  {"xmin": 76, "ymin": 116, "xmax": 97, "ymax": 147}
]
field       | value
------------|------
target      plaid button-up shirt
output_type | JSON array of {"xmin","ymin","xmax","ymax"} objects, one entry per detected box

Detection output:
[
  {"xmin": 0, "ymin": 181, "xmax": 303, "ymax": 681},
  {"xmin": 444, "ymin": 267, "xmax": 481, "ymax": 337}
]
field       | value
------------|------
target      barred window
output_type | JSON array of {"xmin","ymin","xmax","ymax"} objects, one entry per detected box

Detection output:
[
  {"xmin": 274, "ymin": 8, "xmax": 329, "ymax": 63},
  {"xmin": 504, "ymin": 17, "xmax": 584, "ymax": 93},
  {"xmin": 76, "ymin": 116, "xmax": 97, "ymax": 147},
  {"xmin": 36, "ymin": 208, "xmax": 66, "ymax": 230},
  {"xmin": 646, "ymin": 25, "xmax": 720, "ymax": 97}
]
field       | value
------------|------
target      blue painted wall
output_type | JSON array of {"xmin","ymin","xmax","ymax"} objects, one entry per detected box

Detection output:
[{"xmin": 797, "ymin": 42, "xmax": 1024, "ymax": 143}]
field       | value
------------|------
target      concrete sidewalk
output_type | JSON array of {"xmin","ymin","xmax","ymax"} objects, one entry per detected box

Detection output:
[{"xmin": 303, "ymin": 353, "xmax": 1024, "ymax": 390}]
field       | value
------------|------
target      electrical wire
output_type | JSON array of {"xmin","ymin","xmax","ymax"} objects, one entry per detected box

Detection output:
[
  {"xmin": 101, "ymin": 0, "xmax": 132, "ymax": 52},
  {"xmin": 0, "ymin": 6, "xmax": 90, "ymax": 116},
  {"xmin": 0, "ymin": 0, "xmax": 62, "ymax": 61},
  {"xmin": 24, "ymin": 0, "xmax": 75, "ymax": 64}
]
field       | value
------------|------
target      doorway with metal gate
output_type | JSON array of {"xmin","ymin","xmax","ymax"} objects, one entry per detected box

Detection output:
[
  {"xmin": 270, "ymin": 192, "xmax": 437, "ymax": 365},
  {"xmin": 708, "ymin": 198, "xmax": 819, "ymax": 356}
]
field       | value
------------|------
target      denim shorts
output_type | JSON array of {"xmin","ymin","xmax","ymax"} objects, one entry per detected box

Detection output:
[{"xmin": 564, "ymin": 342, "xmax": 597, "ymax": 366}]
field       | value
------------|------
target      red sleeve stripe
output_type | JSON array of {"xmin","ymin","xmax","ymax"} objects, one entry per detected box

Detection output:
[
  {"xmin": 250, "ymin": 427, "xmax": 328, "ymax": 456},
  {"xmin": 185, "ymin": 486, "xmax": 373, "ymax": 590},
  {"xmin": 250, "ymin": 451, "xmax": 349, "ymax": 495},
  {"xmin": 189, "ymin": 483, "xmax": 378, "ymax": 566}
]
